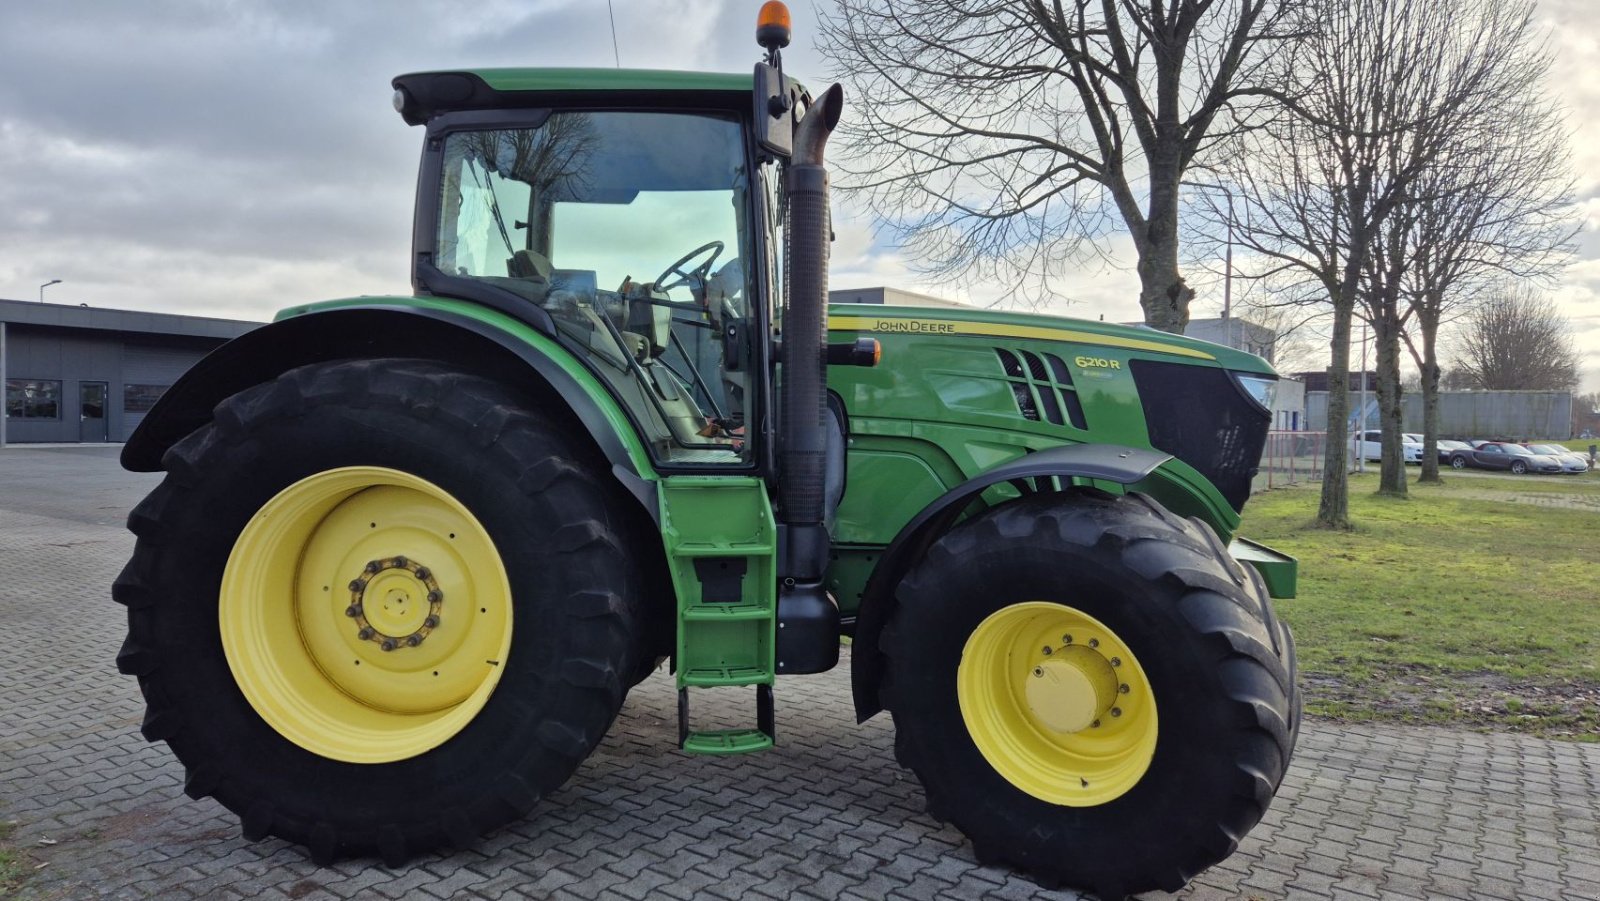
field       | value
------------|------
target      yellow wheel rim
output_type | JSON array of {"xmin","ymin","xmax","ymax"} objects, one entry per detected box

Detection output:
[
  {"xmin": 958, "ymin": 602, "xmax": 1158, "ymax": 806},
  {"xmin": 220, "ymin": 467, "xmax": 513, "ymax": 764}
]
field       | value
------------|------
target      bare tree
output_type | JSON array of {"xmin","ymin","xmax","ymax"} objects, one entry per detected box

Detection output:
[
  {"xmin": 817, "ymin": 0, "xmax": 1306, "ymax": 333},
  {"xmin": 1450, "ymin": 288, "xmax": 1582, "ymax": 391},
  {"xmin": 1225, "ymin": 0, "xmax": 1473, "ymax": 522},
  {"xmin": 1226, "ymin": 0, "xmax": 1553, "ymax": 518},
  {"xmin": 1399, "ymin": 70, "xmax": 1575, "ymax": 482}
]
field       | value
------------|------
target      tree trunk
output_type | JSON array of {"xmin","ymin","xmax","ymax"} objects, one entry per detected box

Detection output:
[
  {"xmin": 1418, "ymin": 311, "xmax": 1443, "ymax": 484},
  {"xmin": 1318, "ymin": 301, "xmax": 1353, "ymax": 528},
  {"xmin": 1136, "ymin": 204, "xmax": 1194, "ymax": 334},
  {"xmin": 1373, "ymin": 316, "xmax": 1408, "ymax": 496}
]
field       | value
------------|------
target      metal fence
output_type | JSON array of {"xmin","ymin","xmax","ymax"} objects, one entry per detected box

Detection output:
[{"xmin": 1254, "ymin": 430, "xmax": 1327, "ymax": 491}]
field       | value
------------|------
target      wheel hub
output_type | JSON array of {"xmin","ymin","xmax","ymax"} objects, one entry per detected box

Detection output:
[
  {"xmin": 347, "ymin": 556, "xmax": 442, "ymax": 651},
  {"xmin": 1025, "ymin": 646, "xmax": 1118, "ymax": 733}
]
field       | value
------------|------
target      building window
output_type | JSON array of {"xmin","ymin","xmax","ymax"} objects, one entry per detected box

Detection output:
[
  {"xmin": 124, "ymin": 384, "xmax": 169, "ymax": 413},
  {"xmin": 5, "ymin": 379, "xmax": 62, "ymax": 420}
]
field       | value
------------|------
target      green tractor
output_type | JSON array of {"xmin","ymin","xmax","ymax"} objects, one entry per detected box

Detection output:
[{"xmin": 114, "ymin": 8, "xmax": 1299, "ymax": 896}]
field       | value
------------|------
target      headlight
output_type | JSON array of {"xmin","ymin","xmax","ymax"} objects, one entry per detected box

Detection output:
[{"xmin": 1231, "ymin": 373, "xmax": 1278, "ymax": 414}]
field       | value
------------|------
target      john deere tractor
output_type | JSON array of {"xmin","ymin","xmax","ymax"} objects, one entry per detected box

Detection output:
[{"xmin": 113, "ymin": 6, "xmax": 1299, "ymax": 896}]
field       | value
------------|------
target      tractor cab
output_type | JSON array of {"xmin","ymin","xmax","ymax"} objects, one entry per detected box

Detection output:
[{"xmin": 394, "ymin": 76, "xmax": 788, "ymax": 469}]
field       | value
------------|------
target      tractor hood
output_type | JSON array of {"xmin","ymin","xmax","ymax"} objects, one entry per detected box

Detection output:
[{"xmin": 826, "ymin": 304, "xmax": 1278, "ymax": 376}]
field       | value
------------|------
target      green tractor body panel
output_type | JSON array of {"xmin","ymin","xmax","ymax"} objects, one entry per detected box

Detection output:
[{"xmin": 822, "ymin": 303, "xmax": 1291, "ymax": 617}]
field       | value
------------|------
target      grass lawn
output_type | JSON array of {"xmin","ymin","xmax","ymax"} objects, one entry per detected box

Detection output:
[{"xmin": 1240, "ymin": 469, "xmax": 1600, "ymax": 740}]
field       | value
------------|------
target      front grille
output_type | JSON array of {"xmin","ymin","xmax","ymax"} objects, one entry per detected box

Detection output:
[
  {"xmin": 996, "ymin": 349, "xmax": 1087, "ymax": 430},
  {"xmin": 1129, "ymin": 360, "xmax": 1270, "ymax": 511}
]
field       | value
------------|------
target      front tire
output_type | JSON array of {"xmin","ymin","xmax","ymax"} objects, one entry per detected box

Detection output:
[
  {"xmin": 881, "ymin": 490, "xmax": 1298, "ymax": 897},
  {"xmin": 114, "ymin": 359, "xmax": 646, "ymax": 864},
  {"xmin": 1510, "ymin": 460, "xmax": 1528, "ymax": 474}
]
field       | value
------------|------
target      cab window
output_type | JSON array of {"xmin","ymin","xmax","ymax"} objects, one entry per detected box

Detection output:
[{"xmin": 436, "ymin": 111, "xmax": 755, "ymax": 467}]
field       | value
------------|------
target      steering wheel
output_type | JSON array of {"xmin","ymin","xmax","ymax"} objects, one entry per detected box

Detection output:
[{"xmin": 653, "ymin": 241, "xmax": 724, "ymax": 297}]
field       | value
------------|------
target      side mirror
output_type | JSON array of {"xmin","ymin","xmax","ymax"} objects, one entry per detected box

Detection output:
[{"xmin": 754, "ymin": 62, "xmax": 797, "ymax": 158}]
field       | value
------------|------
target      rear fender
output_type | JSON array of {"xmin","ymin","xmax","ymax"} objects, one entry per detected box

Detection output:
[
  {"xmin": 848, "ymin": 444, "xmax": 1173, "ymax": 722},
  {"xmin": 122, "ymin": 300, "xmax": 660, "ymax": 516}
]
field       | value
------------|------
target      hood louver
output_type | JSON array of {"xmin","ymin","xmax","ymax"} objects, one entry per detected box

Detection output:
[{"xmin": 995, "ymin": 348, "xmax": 1087, "ymax": 430}]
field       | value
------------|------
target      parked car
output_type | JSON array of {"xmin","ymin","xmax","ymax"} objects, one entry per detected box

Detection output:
[
  {"xmin": 1448, "ymin": 441, "xmax": 1563, "ymax": 474},
  {"xmin": 1435, "ymin": 439, "xmax": 1473, "ymax": 463},
  {"xmin": 1356, "ymin": 429, "xmax": 1423, "ymax": 463},
  {"xmin": 1523, "ymin": 444, "xmax": 1592, "ymax": 474}
]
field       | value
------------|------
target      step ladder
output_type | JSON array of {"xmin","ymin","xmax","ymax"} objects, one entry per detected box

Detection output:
[{"xmin": 658, "ymin": 476, "xmax": 778, "ymax": 755}]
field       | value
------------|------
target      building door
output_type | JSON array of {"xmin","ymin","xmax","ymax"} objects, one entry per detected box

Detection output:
[{"xmin": 79, "ymin": 382, "xmax": 108, "ymax": 442}]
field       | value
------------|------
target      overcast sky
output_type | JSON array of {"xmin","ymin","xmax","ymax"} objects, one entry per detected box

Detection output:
[{"xmin": 2, "ymin": 0, "xmax": 1596, "ymax": 391}]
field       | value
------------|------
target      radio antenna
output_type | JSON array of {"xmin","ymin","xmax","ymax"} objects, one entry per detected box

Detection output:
[{"xmin": 607, "ymin": 0, "xmax": 621, "ymax": 68}]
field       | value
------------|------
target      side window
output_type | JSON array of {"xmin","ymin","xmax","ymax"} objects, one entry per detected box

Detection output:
[{"xmin": 438, "ymin": 145, "xmax": 532, "ymax": 278}]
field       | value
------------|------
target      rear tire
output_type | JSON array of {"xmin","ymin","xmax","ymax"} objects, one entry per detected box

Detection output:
[
  {"xmin": 881, "ymin": 489, "xmax": 1298, "ymax": 897},
  {"xmin": 114, "ymin": 359, "xmax": 646, "ymax": 864}
]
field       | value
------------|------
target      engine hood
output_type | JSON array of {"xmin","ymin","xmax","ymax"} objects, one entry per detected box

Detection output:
[{"xmin": 826, "ymin": 303, "xmax": 1277, "ymax": 376}]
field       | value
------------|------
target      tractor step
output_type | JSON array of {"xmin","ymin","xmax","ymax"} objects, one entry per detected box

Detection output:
[
  {"xmin": 681, "ymin": 729, "xmax": 774, "ymax": 755},
  {"xmin": 677, "ymin": 684, "xmax": 775, "ymax": 755},
  {"xmin": 682, "ymin": 665, "xmax": 770, "ymax": 686}
]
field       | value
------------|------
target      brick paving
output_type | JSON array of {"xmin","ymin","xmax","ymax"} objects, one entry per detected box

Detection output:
[{"xmin": 2, "ymin": 446, "xmax": 1598, "ymax": 900}]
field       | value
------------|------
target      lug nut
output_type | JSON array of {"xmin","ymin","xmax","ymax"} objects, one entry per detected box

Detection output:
[
  {"xmin": 406, "ymin": 635, "xmax": 421, "ymax": 647},
  {"xmin": 381, "ymin": 639, "xmax": 397, "ymax": 652},
  {"xmin": 358, "ymin": 627, "xmax": 375, "ymax": 640},
  {"xmin": 1119, "ymin": 683, "xmax": 1130, "ymax": 694},
  {"xmin": 394, "ymin": 556, "xmax": 408, "ymax": 567},
  {"xmin": 1111, "ymin": 707, "xmax": 1122, "ymax": 717},
  {"xmin": 365, "ymin": 561, "xmax": 381, "ymax": 573},
  {"xmin": 415, "ymin": 567, "xmax": 430, "ymax": 580},
  {"xmin": 424, "ymin": 615, "xmax": 439, "ymax": 628},
  {"xmin": 1032, "ymin": 667, "xmax": 1044, "ymax": 677},
  {"xmin": 1091, "ymin": 719, "xmax": 1100, "ymax": 728},
  {"xmin": 427, "ymin": 590, "xmax": 442, "ymax": 603},
  {"xmin": 1110, "ymin": 657, "xmax": 1121, "ymax": 667},
  {"xmin": 348, "ymin": 580, "xmax": 363, "ymax": 592},
  {"xmin": 345, "ymin": 604, "xmax": 362, "ymax": 617},
  {"xmin": 1042, "ymin": 646, "xmax": 1053, "ymax": 656},
  {"xmin": 1088, "ymin": 638, "xmax": 1099, "ymax": 648},
  {"xmin": 1062, "ymin": 634, "xmax": 1073, "ymax": 644}
]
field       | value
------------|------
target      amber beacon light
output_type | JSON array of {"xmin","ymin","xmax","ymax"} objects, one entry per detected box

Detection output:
[{"xmin": 757, "ymin": 1, "xmax": 792, "ymax": 50}]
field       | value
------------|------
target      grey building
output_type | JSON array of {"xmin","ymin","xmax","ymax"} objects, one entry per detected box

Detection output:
[
  {"xmin": 1184, "ymin": 317, "xmax": 1277, "ymax": 365},
  {"xmin": 1, "ymin": 298, "xmax": 259, "ymax": 446}
]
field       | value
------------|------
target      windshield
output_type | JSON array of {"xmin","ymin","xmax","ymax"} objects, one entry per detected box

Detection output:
[
  {"xmin": 1529, "ymin": 445, "xmax": 1563, "ymax": 455},
  {"xmin": 435, "ymin": 111, "xmax": 755, "ymax": 466},
  {"xmin": 1502, "ymin": 444, "xmax": 1533, "ymax": 455}
]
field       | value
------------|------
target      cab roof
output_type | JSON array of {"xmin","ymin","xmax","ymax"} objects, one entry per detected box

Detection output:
[{"xmin": 391, "ymin": 67, "xmax": 755, "ymax": 125}]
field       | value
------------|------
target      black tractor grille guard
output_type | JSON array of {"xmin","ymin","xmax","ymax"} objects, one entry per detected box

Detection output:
[{"xmin": 1130, "ymin": 360, "xmax": 1270, "ymax": 512}]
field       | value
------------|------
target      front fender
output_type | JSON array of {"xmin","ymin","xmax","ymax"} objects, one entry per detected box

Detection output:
[
  {"xmin": 123, "ymin": 298, "xmax": 658, "ymax": 510},
  {"xmin": 848, "ymin": 443, "xmax": 1173, "ymax": 722}
]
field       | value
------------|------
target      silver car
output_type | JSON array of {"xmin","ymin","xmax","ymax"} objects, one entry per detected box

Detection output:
[{"xmin": 1525, "ymin": 444, "xmax": 1592, "ymax": 474}]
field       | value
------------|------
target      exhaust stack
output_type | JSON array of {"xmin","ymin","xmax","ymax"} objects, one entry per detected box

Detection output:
[{"xmin": 774, "ymin": 83, "xmax": 844, "ymax": 675}]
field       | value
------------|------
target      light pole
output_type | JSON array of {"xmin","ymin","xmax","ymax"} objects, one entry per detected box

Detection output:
[
  {"xmin": 38, "ymin": 279, "xmax": 61, "ymax": 303},
  {"xmin": 1180, "ymin": 181, "xmax": 1234, "ymax": 324}
]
